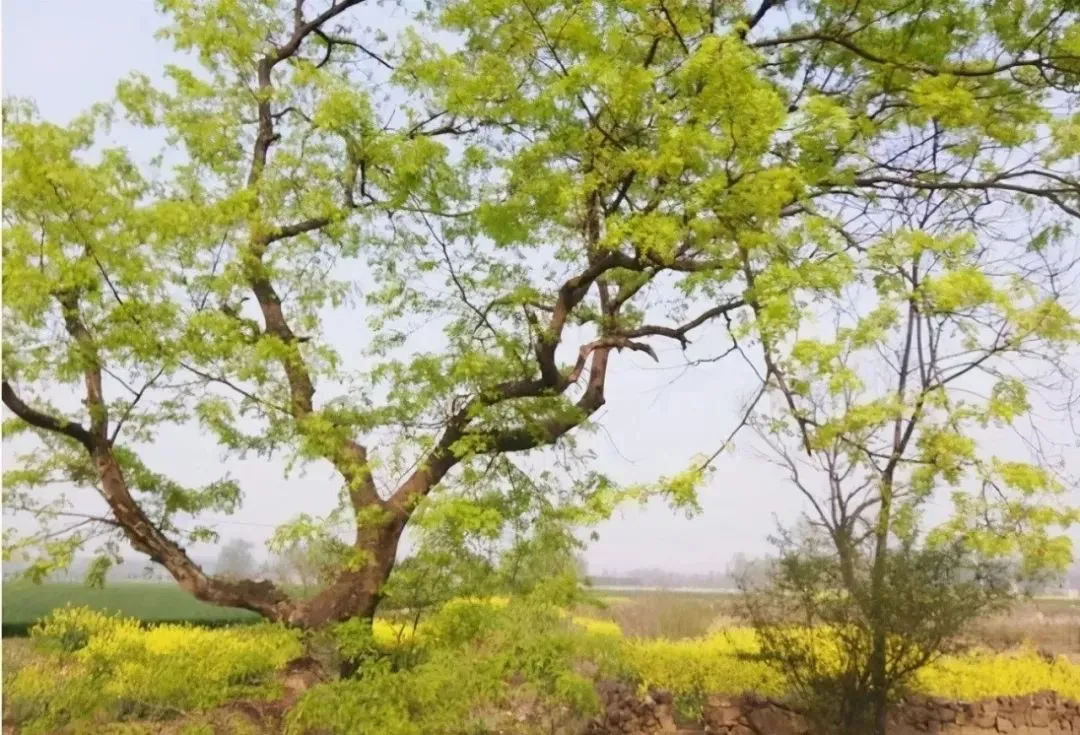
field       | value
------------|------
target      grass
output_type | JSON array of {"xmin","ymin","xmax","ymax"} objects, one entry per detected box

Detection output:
[
  {"xmin": 973, "ymin": 600, "xmax": 1080, "ymax": 657},
  {"xmin": 581, "ymin": 589, "xmax": 743, "ymax": 639},
  {"xmin": 2, "ymin": 582, "xmax": 259, "ymax": 636},
  {"xmin": 2, "ymin": 638, "xmax": 37, "ymax": 678}
]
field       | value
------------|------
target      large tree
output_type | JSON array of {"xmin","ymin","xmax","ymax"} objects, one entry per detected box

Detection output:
[{"xmin": 4, "ymin": 0, "xmax": 1079, "ymax": 631}]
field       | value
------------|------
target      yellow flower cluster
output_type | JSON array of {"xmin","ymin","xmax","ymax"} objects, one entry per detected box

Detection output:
[
  {"xmin": 368, "ymin": 597, "xmax": 620, "ymax": 649},
  {"xmin": 79, "ymin": 620, "xmax": 302, "ymax": 706},
  {"xmin": 6, "ymin": 606, "xmax": 302, "ymax": 733},
  {"xmin": 914, "ymin": 650, "xmax": 1080, "ymax": 701},
  {"xmin": 627, "ymin": 629, "xmax": 787, "ymax": 697},
  {"xmin": 570, "ymin": 616, "xmax": 624, "ymax": 638},
  {"xmin": 368, "ymin": 601, "xmax": 1080, "ymax": 703},
  {"xmin": 625, "ymin": 626, "xmax": 1080, "ymax": 701}
]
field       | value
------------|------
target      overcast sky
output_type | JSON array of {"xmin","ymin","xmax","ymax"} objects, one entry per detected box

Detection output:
[{"xmin": 3, "ymin": 1, "xmax": 1076, "ymax": 576}]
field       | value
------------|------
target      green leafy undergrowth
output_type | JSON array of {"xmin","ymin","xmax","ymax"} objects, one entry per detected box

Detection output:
[{"xmin": 288, "ymin": 594, "xmax": 625, "ymax": 735}]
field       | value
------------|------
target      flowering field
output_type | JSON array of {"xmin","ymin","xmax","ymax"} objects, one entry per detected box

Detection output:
[
  {"xmin": 626, "ymin": 628, "xmax": 1080, "ymax": 702},
  {"xmin": 3, "ymin": 607, "xmax": 302, "ymax": 733},
  {"xmin": 5, "ymin": 595, "xmax": 1080, "ymax": 733}
]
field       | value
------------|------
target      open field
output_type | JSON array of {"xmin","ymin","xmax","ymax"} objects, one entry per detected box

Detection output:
[
  {"xmin": 1, "ymin": 582, "xmax": 259, "ymax": 636},
  {"xmin": 583, "ymin": 589, "xmax": 1080, "ymax": 656}
]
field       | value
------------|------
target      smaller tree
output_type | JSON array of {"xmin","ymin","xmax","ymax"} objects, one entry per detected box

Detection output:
[
  {"xmin": 727, "ymin": 553, "xmax": 774, "ymax": 590},
  {"xmin": 739, "ymin": 205, "xmax": 1078, "ymax": 732},
  {"xmin": 215, "ymin": 538, "xmax": 257, "ymax": 582},
  {"xmin": 743, "ymin": 528, "xmax": 1013, "ymax": 734}
]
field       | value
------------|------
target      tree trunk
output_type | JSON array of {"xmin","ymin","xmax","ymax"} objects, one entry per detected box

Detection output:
[
  {"xmin": 288, "ymin": 514, "xmax": 406, "ymax": 629},
  {"xmin": 869, "ymin": 629, "xmax": 889, "ymax": 735},
  {"xmin": 868, "ymin": 478, "xmax": 894, "ymax": 735}
]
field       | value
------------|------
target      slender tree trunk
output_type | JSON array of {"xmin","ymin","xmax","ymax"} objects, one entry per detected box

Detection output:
[
  {"xmin": 868, "ymin": 479, "xmax": 894, "ymax": 735},
  {"xmin": 866, "ymin": 267, "xmax": 918, "ymax": 735},
  {"xmin": 869, "ymin": 629, "xmax": 889, "ymax": 735}
]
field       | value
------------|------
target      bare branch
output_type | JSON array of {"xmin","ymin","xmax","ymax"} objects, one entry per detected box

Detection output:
[
  {"xmin": 618, "ymin": 299, "xmax": 746, "ymax": 348},
  {"xmin": 753, "ymin": 30, "xmax": 1080, "ymax": 80},
  {"xmin": 110, "ymin": 367, "xmax": 167, "ymax": 445},
  {"xmin": 2, "ymin": 381, "xmax": 94, "ymax": 451}
]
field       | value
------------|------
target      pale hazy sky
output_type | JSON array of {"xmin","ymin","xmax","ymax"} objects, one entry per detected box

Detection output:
[{"xmin": 3, "ymin": 1, "xmax": 1076, "ymax": 576}]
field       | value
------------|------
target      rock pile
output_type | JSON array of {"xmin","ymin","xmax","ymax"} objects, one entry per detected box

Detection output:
[
  {"xmin": 587, "ymin": 686, "xmax": 1080, "ymax": 735},
  {"xmin": 887, "ymin": 691, "xmax": 1080, "ymax": 734},
  {"xmin": 701, "ymin": 693, "xmax": 807, "ymax": 734},
  {"xmin": 586, "ymin": 680, "xmax": 680, "ymax": 734}
]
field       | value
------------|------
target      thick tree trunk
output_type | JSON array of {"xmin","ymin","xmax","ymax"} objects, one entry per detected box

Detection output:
[{"xmin": 288, "ymin": 514, "xmax": 406, "ymax": 629}]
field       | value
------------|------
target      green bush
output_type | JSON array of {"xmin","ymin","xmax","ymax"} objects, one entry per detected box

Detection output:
[{"xmin": 287, "ymin": 594, "xmax": 624, "ymax": 735}]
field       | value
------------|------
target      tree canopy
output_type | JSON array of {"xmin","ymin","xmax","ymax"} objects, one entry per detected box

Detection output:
[{"xmin": 4, "ymin": 0, "xmax": 1079, "ymax": 628}]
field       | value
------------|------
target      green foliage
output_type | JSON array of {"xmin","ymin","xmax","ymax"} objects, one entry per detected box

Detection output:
[
  {"xmin": 266, "ymin": 530, "xmax": 353, "ymax": 598},
  {"xmin": 0, "ymin": 0, "xmax": 865, "ymax": 589},
  {"xmin": 8, "ymin": 596, "xmax": 1080, "ymax": 734},
  {"xmin": 373, "ymin": 459, "xmax": 607, "ymax": 628},
  {"xmin": 4, "ymin": 0, "xmax": 1080, "ymax": 650},
  {"xmin": 287, "ymin": 653, "xmax": 501, "ymax": 735},
  {"xmin": 288, "ymin": 592, "xmax": 624, "ymax": 735}
]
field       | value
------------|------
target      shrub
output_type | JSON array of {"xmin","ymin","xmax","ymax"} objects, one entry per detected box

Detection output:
[
  {"xmin": 342, "ymin": 596, "xmax": 620, "ymax": 653},
  {"xmin": 288, "ymin": 595, "xmax": 624, "ymax": 735},
  {"xmin": 3, "ymin": 659, "xmax": 105, "ymax": 734},
  {"xmin": 287, "ymin": 651, "xmax": 502, "ymax": 735}
]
